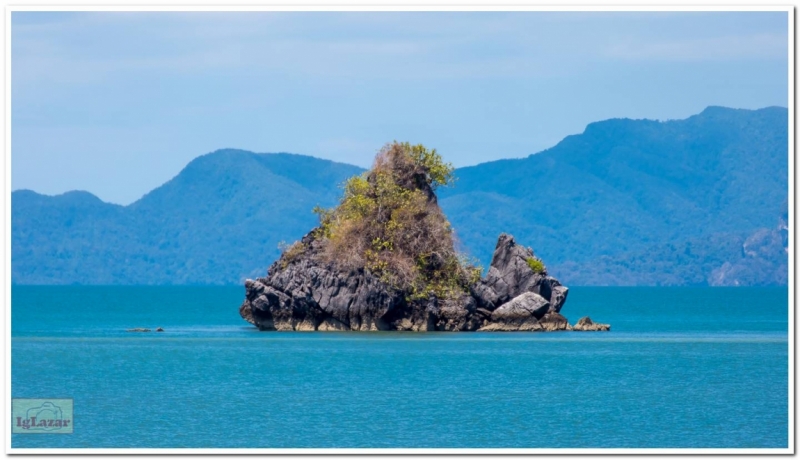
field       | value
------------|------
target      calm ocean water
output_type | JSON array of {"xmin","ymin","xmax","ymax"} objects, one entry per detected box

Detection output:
[{"xmin": 11, "ymin": 286, "xmax": 789, "ymax": 449}]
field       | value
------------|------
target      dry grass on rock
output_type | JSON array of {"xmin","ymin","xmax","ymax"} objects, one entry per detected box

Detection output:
[{"xmin": 299, "ymin": 141, "xmax": 481, "ymax": 301}]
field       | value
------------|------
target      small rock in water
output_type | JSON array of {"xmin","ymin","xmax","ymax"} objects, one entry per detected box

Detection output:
[
  {"xmin": 126, "ymin": 328, "xmax": 151, "ymax": 332},
  {"xmin": 155, "ymin": 327, "xmax": 164, "ymax": 332},
  {"xmin": 572, "ymin": 316, "xmax": 610, "ymax": 331}
]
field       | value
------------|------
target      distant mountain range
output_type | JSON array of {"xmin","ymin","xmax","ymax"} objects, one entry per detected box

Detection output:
[
  {"xmin": 12, "ymin": 106, "xmax": 788, "ymax": 286},
  {"xmin": 12, "ymin": 153, "xmax": 362, "ymax": 284},
  {"xmin": 440, "ymin": 105, "xmax": 789, "ymax": 286}
]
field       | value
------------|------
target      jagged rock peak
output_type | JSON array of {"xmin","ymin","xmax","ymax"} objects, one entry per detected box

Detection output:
[{"xmin": 237, "ymin": 142, "xmax": 607, "ymax": 332}]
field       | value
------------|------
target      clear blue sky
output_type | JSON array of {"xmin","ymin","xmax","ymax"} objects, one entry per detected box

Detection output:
[{"xmin": 12, "ymin": 11, "xmax": 789, "ymax": 205}]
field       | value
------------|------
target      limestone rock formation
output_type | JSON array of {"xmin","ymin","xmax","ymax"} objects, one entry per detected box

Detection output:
[
  {"xmin": 239, "ymin": 232, "xmax": 608, "ymax": 332},
  {"xmin": 540, "ymin": 311, "xmax": 573, "ymax": 331},
  {"xmin": 237, "ymin": 142, "xmax": 607, "ymax": 332}
]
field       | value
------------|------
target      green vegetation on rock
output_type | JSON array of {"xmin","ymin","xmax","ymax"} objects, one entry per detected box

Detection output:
[
  {"xmin": 526, "ymin": 256, "xmax": 546, "ymax": 274},
  {"xmin": 309, "ymin": 142, "xmax": 480, "ymax": 301}
]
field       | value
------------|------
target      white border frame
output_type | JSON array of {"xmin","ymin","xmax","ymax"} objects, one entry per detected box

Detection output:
[{"xmin": 2, "ymin": 3, "xmax": 795, "ymax": 455}]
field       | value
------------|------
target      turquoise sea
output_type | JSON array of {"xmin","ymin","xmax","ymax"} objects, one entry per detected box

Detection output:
[{"xmin": 11, "ymin": 286, "xmax": 789, "ymax": 449}]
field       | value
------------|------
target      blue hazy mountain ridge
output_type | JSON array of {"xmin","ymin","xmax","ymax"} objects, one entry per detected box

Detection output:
[
  {"xmin": 12, "ymin": 151, "xmax": 364, "ymax": 284},
  {"xmin": 438, "ymin": 105, "xmax": 788, "ymax": 285},
  {"xmin": 11, "ymin": 106, "xmax": 787, "ymax": 285}
]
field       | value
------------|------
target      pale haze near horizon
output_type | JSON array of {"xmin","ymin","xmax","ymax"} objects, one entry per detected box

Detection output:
[{"xmin": 12, "ymin": 11, "xmax": 789, "ymax": 205}]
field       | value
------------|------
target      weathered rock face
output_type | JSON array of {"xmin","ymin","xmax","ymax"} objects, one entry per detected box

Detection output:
[
  {"xmin": 479, "ymin": 292, "xmax": 549, "ymax": 330},
  {"xmin": 239, "ymin": 233, "xmax": 608, "ymax": 332},
  {"xmin": 475, "ymin": 234, "xmax": 569, "ymax": 313},
  {"xmin": 539, "ymin": 311, "xmax": 573, "ymax": 331},
  {"xmin": 239, "ymin": 233, "xmax": 404, "ymax": 331}
]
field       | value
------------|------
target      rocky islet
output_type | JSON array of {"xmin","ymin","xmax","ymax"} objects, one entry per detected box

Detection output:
[
  {"xmin": 238, "ymin": 142, "xmax": 609, "ymax": 332},
  {"xmin": 239, "ymin": 232, "xmax": 609, "ymax": 332}
]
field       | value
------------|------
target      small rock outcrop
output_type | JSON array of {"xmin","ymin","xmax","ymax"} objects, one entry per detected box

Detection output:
[
  {"xmin": 572, "ymin": 316, "xmax": 611, "ymax": 331},
  {"xmin": 126, "ymin": 328, "xmax": 151, "ymax": 332},
  {"xmin": 237, "ymin": 141, "xmax": 608, "ymax": 332},
  {"xmin": 239, "ymin": 232, "xmax": 608, "ymax": 332}
]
